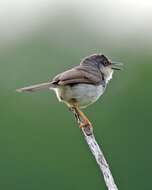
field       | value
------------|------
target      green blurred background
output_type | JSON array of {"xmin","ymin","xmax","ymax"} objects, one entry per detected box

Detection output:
[{"xmin": 0, "ymin": 0, "xmax": 152, "ymax": 189}]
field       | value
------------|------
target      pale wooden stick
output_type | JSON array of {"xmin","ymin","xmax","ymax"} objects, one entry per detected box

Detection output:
[{"xmin": 72, "ymin": 108, "xmax": 118, "ymax": 190}]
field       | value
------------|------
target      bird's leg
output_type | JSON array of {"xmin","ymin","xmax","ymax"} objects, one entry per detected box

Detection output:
[
  {"xmin": 69, "ymin": 106, "xmax": 81, "ymax": 123},
  {"xmin": 74, "ymin": 106, "xmax": 93, "ymax": 129},
  {"xmin": 69, "ymin": 107, "xmax": 81, "ymax": 123}
]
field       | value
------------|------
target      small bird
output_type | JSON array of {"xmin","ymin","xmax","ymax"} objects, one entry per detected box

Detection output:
[{"xmin": 17, "ymin": 54, "xmax": 122, "ymax": 128}]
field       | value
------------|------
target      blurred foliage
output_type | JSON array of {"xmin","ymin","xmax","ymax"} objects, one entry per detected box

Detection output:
[{"xmin": 0, "ymin": 9, "xmax": 152, "ymax": 190}]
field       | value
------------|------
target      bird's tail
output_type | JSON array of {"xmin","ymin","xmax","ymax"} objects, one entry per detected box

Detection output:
[{"xmin": 16, "ymin": 82, "xmax": 55, "ymax": 93}]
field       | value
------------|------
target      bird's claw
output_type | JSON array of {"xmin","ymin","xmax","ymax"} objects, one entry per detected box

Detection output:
[{"xmin": 79, "ymin": 120, "xmax": 93, "ymax": 129}]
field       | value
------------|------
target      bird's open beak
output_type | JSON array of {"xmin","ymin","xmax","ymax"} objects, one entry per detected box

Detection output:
[{"xmin": 111, "ymin": 61, "xmax": 123, "ymax": 70}]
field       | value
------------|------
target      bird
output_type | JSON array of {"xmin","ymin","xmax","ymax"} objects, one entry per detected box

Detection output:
[{"xmin": 16, "ymin": 54, "xmax": 122, "ymax": 128}]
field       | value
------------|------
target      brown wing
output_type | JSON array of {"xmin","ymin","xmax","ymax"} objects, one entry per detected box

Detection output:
[{"xmin": 51, "ymin": 65, "xmax": 103, "ymax": 86}]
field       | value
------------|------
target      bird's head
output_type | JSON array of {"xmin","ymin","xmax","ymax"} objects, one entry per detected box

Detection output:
[{"xmin": 81, "ymin": 54, "xmax": 122, "ymax": 83}]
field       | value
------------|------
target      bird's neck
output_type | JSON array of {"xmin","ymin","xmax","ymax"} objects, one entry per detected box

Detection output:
[{"xmin": 102, "ymin": 70, "xmax": 114, "ymax": 86}]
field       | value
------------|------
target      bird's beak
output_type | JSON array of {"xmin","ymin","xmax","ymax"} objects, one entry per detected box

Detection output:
[{"xmin": 111, "ymin": 61, "xmax": 123, "ymax": 71}]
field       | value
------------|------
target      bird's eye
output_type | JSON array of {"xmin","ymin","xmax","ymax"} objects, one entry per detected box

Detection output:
[{"xmin": 103, "ymin": 60, "xmax": 109, "ymax": 66}]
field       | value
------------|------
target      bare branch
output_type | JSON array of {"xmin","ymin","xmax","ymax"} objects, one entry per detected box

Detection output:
[{"xmin": 71, "ymin": 108, "xmax": 118, "ymax": 190}]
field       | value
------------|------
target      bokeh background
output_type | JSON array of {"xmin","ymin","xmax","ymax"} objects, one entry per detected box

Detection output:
[{"xmin": 0, "ymin": 0, "xmax": 152, "ymax": 189}]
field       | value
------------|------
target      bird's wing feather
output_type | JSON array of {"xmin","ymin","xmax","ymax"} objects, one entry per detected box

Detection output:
[{"xmin": 51, "ymin": 65, "xmax": 103, "ymax": 85}]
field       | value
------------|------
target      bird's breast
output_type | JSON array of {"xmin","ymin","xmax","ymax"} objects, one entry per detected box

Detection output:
[{"xmin": 53, "ymin": 83, "xmax": 106, "ymax": 108}]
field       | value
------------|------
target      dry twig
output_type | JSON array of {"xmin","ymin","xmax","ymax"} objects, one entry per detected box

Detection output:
[{"xmin": 71, "ymin": 108, "xmax": 118, "ymax": 190}]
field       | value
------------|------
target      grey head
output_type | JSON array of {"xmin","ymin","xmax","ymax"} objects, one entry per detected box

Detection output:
[{"xmin": 80, "ymin": 54, "xmax": 121, "ymax": 83}]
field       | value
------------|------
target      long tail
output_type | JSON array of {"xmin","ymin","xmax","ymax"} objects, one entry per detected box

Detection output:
[{"xmin": 16, "ymin": 82, "xmax": 55, "ymax": 93}]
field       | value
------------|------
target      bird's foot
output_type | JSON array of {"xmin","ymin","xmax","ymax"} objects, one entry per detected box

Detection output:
[
  {"xmin": 69, "ymin": 105, "xmax": 93, "ymax": 129},
  {"xmin": 79, "ymin": 119, "xmax": 92, "ymax": 129},
  {"xmin": 80, "ymin": 119, "xmax": 93, "ymax": 136}
]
